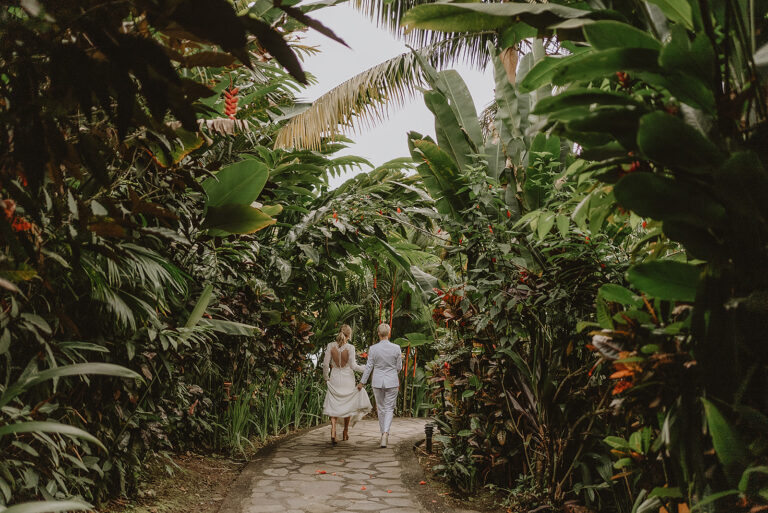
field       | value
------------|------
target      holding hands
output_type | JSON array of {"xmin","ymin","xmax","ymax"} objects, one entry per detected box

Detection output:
[{"xmin": 357, "ymin": 383, "xmax": 364, "ymax": 391}]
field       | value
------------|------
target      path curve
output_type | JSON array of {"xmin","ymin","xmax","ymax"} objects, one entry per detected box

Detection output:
[{"xmin": 218, "ymin": 418, "xmax": 443, "ymax": 513}]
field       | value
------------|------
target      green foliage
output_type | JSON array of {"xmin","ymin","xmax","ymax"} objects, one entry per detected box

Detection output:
[{"xmin": 398, "ymin": 1, "xmax": 768, "ymax": 511}]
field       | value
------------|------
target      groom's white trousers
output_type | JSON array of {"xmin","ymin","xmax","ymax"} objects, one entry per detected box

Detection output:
[{"xmin": 372, "ymin": 386, "xmax": 398, "ymax": 434}]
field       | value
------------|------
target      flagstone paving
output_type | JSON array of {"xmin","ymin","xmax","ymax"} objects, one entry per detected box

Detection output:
[{"xmin": 218, "ymin": 418, "xmax": 476, "ymax": 513}]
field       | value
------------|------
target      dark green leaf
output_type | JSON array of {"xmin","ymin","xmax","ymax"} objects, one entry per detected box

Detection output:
[
  {"xmin": 203, "ymin": 159, "xmax": 269, "ymax": 207},
  {"xmin": 637, "ymin": 112, "xmax": 725, "ymax": 172},
  {"xmin": 626, "ymin": 260, "xmax": 700, "ymax": 301},
  {"xmin": 584, "ymin": 21, "xmax": 661, "ymax": 50},
  {"xmin": 551, "ymin": 48, "xmax": 661, "ymax": 85},
  {"xmin": 204, "ymin": 205, "xmax": 276, "ymax": 235}
]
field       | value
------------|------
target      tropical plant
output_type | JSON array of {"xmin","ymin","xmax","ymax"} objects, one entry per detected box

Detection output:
[{"xmin": 403, "ymin": 0, "xmax": 768, "ymax": 510}]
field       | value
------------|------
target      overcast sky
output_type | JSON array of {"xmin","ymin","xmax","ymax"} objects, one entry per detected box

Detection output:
[{"xmin": 295, "ymin": 5, "xmax": 494, "ymax": 187}]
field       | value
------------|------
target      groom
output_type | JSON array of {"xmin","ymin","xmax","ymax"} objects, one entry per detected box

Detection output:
[{"xmin": 358, "ymin": 323, "xmax": 402, "ymax": 448}]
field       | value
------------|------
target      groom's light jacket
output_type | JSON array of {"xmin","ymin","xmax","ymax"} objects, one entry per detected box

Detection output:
[{"xmin": 360, "ymin": 339, "xmax": 402, "ymax": 389}]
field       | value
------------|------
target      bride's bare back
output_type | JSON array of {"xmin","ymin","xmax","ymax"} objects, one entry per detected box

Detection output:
[{"xmin": 330, "ymin": 344, "xmax": 350, "ymax": 368}]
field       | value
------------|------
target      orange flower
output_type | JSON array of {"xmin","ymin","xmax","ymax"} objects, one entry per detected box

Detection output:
[
  {"xmin": 609, "ymin": 369, "xmax": 635, "ymax": 379},
  {"xmin": 612, "ymin": 380, "xmax": 633, "ymax": 395}
]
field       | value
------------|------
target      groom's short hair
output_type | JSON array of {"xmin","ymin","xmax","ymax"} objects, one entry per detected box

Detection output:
[{"xmin": 378, "ymin": 323, "xmax": 391, "ymax": 339}]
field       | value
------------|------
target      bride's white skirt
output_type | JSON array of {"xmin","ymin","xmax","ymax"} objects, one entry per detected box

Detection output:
[{"xmin": 323, "ymin": 367, "xmax": 372, "ymax": 421}]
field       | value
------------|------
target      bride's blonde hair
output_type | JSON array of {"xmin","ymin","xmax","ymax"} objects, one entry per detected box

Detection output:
[{"xmin": 335, "ymin": 324, "xmax": 352, "ymax": 347}]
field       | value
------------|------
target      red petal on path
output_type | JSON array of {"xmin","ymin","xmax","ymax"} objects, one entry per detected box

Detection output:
[
  {"xmin": 316, "ymin": 470, "xmax": 327, "ymax": 474},
  {"xmin": 361, "ymin": 486, "xmax": 366, "ymax": 490},
  {"xmin": 332, "ymin": 473, "xmax": 337, "ymax": 476},
  {"xmin": 387, "ymin": 490, "xmax": 392, "ymax": 493},
  {"xmin": 419, "ymin": 481, "xmax": 426, "ymax": 485}
]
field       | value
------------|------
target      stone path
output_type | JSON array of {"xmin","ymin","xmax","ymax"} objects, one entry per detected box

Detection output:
[{"xmin": 218, "ymin": 418, "xmax": 447, "ymax": 513}]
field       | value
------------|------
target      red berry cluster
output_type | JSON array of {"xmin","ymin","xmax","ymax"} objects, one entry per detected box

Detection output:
[{"xmin": 224, "ymin": 87, "xmax": 239, "ymax": 119}]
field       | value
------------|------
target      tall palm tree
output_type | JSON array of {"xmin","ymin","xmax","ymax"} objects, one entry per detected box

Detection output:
[{"xmin": 275, "ymin": 0, "xmax": 499, "ymax": 150}]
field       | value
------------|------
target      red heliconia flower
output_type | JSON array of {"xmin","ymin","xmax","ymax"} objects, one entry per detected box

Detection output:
[
  {"xmin": 333, "ymin": 211, "xmax": 337, "ymax": 218},
  {"xmin": 506, "ymin": 210, "xmax": 511, "ymax": 218},
  {"xmin": 488, "ymin": 224, "xmax": 493, "ymax": 233},
  {"xmin": 443, "ymin": 361, "xmax": 450, "ymax": 370},
  {"xmin": 458, "ymin": 237, "xmax": 463, "ymax": 245},
  {"xmin": 585, "ymin": 236, "xmax": 590, "ymax": 243},
  {"xmin": 642, "ymin": 221, "xmax": 647, "ymax": 229},
  {"xmin": 397, "ymin": 207, "xmax": 402, "ymax": 213},
  {"xmin": 224, "ymin": 87, "xmax": 239, "ymax": 119}
]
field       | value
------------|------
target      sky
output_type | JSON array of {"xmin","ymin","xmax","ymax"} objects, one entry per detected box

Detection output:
[{"xmin": 295, "ymin": 5, "xmax": 494, "ymax": 187}]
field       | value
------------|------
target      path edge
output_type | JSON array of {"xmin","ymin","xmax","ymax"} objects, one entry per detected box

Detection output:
[
  {"xmin": 215, "ymin": 423, "xmax": 325, "ymax": 513},
  {"xmin": 394, "ymin": 424, "xmax": 481, "ymax": 513}
]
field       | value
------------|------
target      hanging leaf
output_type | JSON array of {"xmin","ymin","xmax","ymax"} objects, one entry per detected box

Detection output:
[
  {"xmin": 644, "ymin": 0, "xmax": 694, "ymax": 30},
  {"xmin": 179, "ymin": 51, "xmax": 237, "ymax": 68},
  {"xmin": 273, "ymin": 2, "xmax": 349, "ymax": 48},
  {"xmin": 584, "ymin": 21, "xmax": 661, "ymax": 51},
  {"xmin": 402, "ymin": 2, "xmax": 589, "ymax": 34},
  {"xmin": 599, "ymin": 284, "xmax": 644, "ymax": 307},
  {"xmin": 550, "ymin": 48, "xmax": 661, "ymax": 85},
  {"xmin": 702, "ymin": 398, "xmax": 748, "ymax": 486},
  {"xmin": 203, "ymin": 159, "xmax": 270, "ymax": 208},
  {"xmin": 241, "ymin": 17, "xmax": 307, "ymax": 84},
  {"xmin": 185, "ymin": 284, "xmax": 213, "ymax": 328},
  {"xmin": 626, "ymin": 260, "xmax": 700, "ymax": 302},
  {"xmin": 637, "ymin": 112, "xmax": 725, "ymax": 172},
  {"xmin": 203, "ymin": 204, "xmax": 276, "ymax": 235},
  {"xmin": 0, "ymin": 421, "xmax": 105, "ymax": 450}
]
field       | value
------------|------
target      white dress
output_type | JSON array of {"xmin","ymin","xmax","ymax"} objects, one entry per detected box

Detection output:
[{"xmin": 322, "ymin": 342, "xmax": 372, "ymax": 421}]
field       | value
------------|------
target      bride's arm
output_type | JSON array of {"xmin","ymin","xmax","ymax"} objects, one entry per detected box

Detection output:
[
  {"xmin": 321, "ymin": 343, "xmax": 331, "ymax": 381},
  {"xmin": 349, "ymin": 345, "xmax": 365, "ymax": 373}
]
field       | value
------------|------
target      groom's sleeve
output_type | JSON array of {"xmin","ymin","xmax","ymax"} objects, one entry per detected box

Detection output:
[{"xmin": 360, "ymin": 347, "xmax": 374, "ymax": 384}]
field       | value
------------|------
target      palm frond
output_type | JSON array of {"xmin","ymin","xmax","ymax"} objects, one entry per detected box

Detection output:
[
  {"xmin": 351, "ymin": 0, "xmax": 497, "ymax": 68},
  {"xmin": 275, "ymin": 50, "xmax": 424, "ymax": 150},
  {"xmin": 275, "ymin": 35, "xmax": 493, "ymax": 150}
]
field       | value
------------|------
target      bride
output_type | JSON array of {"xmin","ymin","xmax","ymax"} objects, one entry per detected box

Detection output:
[{"xmin": 322, "ymin": 324, "xmax": 372, "ymax": 444}]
